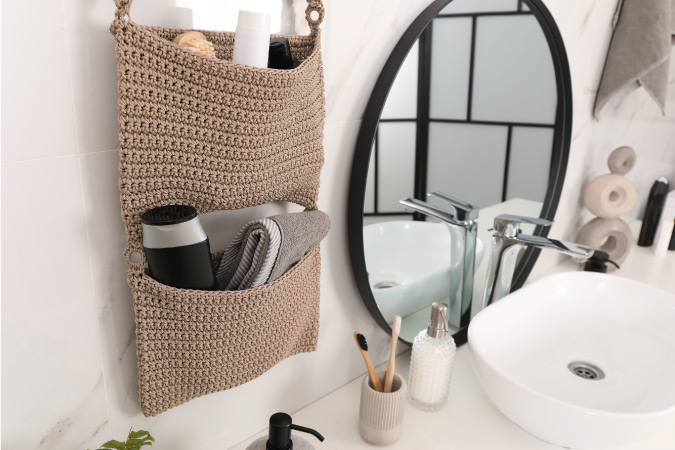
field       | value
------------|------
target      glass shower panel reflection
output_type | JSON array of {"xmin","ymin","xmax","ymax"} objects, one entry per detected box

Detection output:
[
  {"xmin": 381, "ymin": 41, "xmax": 419, "ymax": 120},
  {"xmin": 441, "ymin": 0, "xmax": 519, "ymax": 14},
  {"xmin": 364, "ymin": 142, "xmax": 376, "ymax": 214},
  {"xmin": 429, "ymin": 17, "xmax": 473, "ymax": 120},
  {"xmin": 471, "ymin": 15, "xmax": 557, "ymax": 124},
  {"xmin": 377, "ymin": 122, "xmax": 417, "ymax": 212},
  {"xmin": 427, "ymin": 122, "xmax": 508, "ymax": 208},
  {"xmin": 506, "ymin": 127, "xmax": 555, "ymax": 202}
]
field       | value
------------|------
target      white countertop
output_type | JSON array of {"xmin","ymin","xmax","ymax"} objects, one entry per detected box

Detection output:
[
  {"xmin": 232, "ymin": 223, "xmax": 675, "ymax": 450},
  {"xmin": 232, "ymin": 347, "xmax": 675, "ymax": 450}
]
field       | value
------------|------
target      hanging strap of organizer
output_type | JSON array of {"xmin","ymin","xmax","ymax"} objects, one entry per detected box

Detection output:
[
  {"xmin": 305, "ymin": 0, "xmax": 325, "ymax": 35},
  {"xmin": 112, "ymin": 0, "xmax": 325, "ymax": 35}
]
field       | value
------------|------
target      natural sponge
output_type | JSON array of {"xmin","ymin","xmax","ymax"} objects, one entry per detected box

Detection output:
[{"xmin": 173, "ymin": 31, "xmax": 216, "ymax": 58}]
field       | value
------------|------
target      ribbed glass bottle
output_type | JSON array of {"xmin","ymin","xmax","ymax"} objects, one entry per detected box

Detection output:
[{"xmin": 407, "ymin": 303, "xmax": 457, "ymax": 412}]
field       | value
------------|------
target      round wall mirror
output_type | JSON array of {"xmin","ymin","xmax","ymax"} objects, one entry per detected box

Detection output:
[{"xmin": 348, "ymin": 0, "xmax": 572, "ymax": 345}]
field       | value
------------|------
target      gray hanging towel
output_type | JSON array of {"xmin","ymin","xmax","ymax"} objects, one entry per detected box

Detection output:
[
  {"xmin": 594, "ymin": 0, "xmax": 675, "ymax": 119},
  {"xmin": 217, "ymin": 210, "xmax": 330, "ymax": 290}
]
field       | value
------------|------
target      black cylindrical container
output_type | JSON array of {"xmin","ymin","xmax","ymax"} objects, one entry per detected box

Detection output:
[
  {"xmin": 141, "ymin": 205, "xmax": 216, "ymax": 290},
  {"xmin": 268, "ymin": 38, "xmax": 300, "ymax": 70},
  {"xmin": 638, "ymin": 178, "xmax": 670, "ymax": 247}
]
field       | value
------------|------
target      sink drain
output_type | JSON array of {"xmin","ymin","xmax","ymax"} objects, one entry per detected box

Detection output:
[
  {"xmin": 374, "ymin": 281, "xmax": 399, "ymax": 289},
  {"xmin": 568, "ymin": 361, "xmax": 605, "ymax": 380}
]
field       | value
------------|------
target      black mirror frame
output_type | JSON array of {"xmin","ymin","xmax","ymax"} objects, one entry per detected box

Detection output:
[{"xmin": 347, "ymin": 0, "xmax": 573, "ymax": 346}]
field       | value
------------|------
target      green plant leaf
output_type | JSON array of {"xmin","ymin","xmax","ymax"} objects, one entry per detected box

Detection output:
[
  {"xmin": 125, "ymin": 438, "xmax": 154, "ymax": 449},
  {"xmin": 127, "ymin": 430, "xmax": 150, "ymax": 439},
  {"xmin": 89, "ymin": 429, "xmax": 154, "ymax": 450},
  {"xmin": 98, "ymin": 440, "xmax": 126, "ymax": 450}
]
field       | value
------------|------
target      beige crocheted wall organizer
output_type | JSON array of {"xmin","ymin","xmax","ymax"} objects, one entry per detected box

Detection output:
[{"xmin": 110, "ymin": 0, "xmax": 326, "ymax": 417}]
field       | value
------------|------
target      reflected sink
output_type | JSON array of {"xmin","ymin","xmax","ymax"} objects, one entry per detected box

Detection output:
[
  {"xmin": 468, "ymin": 272, "xmax": 675, "ymax": 449},
  {"xmin": 363, "ymin": 221, "xmax": 484, "ymax": 322}
]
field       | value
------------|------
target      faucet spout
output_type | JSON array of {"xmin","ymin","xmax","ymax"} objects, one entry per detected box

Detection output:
[
  {"xmin": 513, "ymin": 234, "xmax": 595, "ymax": 262},
  {"xmin": 482, "ymin": 214, "xmax": 594, "ymax": 309},
  {"xmin": 399, "ymin": 198, "xmax": 458, "ymax": 226},
  {"xmin": 399, "ymin": 194, "xmax": 479, "ymax": 330}
]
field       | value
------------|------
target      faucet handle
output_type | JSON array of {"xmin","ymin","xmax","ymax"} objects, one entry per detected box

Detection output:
[
  {"xmin": 427, "ymin": 192, "xmax": 479, "ymax": 221},
  {"xmin": 493, "ymin": 214, "xmax": 553, "ymax": 236}
]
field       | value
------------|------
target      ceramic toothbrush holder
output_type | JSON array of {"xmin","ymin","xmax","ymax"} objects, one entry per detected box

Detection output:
[{"xmin": 359, "ymin": 371, "xmax": 407, "ymax": 445}]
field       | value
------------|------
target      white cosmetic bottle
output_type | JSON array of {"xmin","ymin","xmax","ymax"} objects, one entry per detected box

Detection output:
[
  {"xmin": 232, "ymin": 10, "xmax": 272, "ymax": 68},
  {"xmin": 408, "ymin": 302, "xmax": 457, "ymax": 412}
]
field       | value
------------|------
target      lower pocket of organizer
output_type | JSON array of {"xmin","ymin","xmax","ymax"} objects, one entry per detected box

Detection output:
[{"xmin": 129, "ymin": 245, "xmax": 321, "ymax": 417}]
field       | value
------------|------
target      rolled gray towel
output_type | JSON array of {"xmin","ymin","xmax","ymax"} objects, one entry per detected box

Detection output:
[
  {"xmin": 216, "ymin": 210, "xmax": 330, "ymax": 290},
  {"xmin": 217, "ymin": 218, "xmax": 282, "ymax": 290},
  {"xmin": 594, "ymin": 0, "xmax": 675, "ymax": 119}
]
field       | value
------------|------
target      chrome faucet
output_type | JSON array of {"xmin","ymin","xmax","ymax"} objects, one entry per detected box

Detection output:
[
  {"xmin": 399, "ymin": 192, "xmax": 479, "ymax": 330},
  {"xmin": 482, "ymin": 214, "xmax": 595, "ymax": 308}
]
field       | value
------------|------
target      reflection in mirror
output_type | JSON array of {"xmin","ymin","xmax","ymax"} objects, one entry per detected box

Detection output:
[{"xmin": 353, "ymin": 0, "xmax": 571, "ymax": 344}]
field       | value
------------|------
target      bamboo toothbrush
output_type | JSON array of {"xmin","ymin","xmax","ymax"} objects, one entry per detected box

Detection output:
[
  {"xmin": 383, "ymin": 315, "xmax": 401, "ymax": 393},
  {"xmin": 354, "ymin": 332, "xmax": 383, "ymax": 392}
]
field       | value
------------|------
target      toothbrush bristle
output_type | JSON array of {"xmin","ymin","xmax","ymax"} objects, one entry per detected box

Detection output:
[
  {"xmin": 393, "ymin": 315, "xmax": 401, "ymax": 334},
  {"xmin": 355, "ymin": 332, "xmax": 368, "ymax": 351}
]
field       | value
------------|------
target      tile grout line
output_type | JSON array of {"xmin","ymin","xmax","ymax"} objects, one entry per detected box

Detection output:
[
  {"xmin": 2, "ymin": 149, "xmax": 119, "ymax": 166},
  {"xmin": 74, "ymin": 153, "xmax": 115, "ymax": 441},
  {"xmin": 60, "ymin": 0, "xmax": 115, "ymax": 439}
]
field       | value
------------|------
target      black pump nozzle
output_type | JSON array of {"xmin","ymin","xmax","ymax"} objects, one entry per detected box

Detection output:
[
  {"xmin": 290, "ymin": 424, "xmax": 324, "ymax": 442},
  {"xmin": 266, "ymin": 413, "xmax": 324, "ymax": 450},
  {"xmin": 583, "ymin": 250, "xmax": 620, "ymax": 273}
]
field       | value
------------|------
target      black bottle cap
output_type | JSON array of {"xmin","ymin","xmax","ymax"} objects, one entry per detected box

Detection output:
[
  {"xmin": 267, "ymin": 413, "xmax": 293, "ymax": 450},
  {"xmin": 583, "ymin": 250, "xmax": 620, "ymax": 273},
  {"xmin": 268, "ymin": 38, "xmax": 298, "ymax": 70},
  {"xmin": 266, "ymin": 413, "xmax": 325, "ymax": 450},
  {"xmin": 141, "ymin": 205, "xmax": 197, "ymax": 226}
]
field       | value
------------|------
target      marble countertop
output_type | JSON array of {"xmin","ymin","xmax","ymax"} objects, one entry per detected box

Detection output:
[{"xmin": 232, "ymin": 225, "xmax": 675, "ymax": 450}]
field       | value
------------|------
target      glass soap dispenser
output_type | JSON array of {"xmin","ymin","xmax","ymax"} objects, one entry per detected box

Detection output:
[{"xmin": 408, "ymin": 302, "xmax": 457, "ymax": 412}]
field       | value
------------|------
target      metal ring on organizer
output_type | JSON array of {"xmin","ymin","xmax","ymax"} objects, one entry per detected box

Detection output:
[{"xmin": 125, "ymin": 244, "xmax": 146, "ymax": 270}]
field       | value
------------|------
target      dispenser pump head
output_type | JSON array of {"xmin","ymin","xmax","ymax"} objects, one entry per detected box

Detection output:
[
  {"xmin": 266, "ymin": 413, "xmax": 324, "ymax": 450},
  {"xmin": 427, "ymin": 302, "xmax": 449, "ymax": 338},
  {"xmin": 583, "ymin": 250, "xmax": 620, "ymax": 273}
]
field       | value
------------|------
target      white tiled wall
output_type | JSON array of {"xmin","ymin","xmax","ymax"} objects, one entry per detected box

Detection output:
[
  {"xmin": 531, "ymin": 0, "xmax": 675, "ymax": 275},
  {"xmin": 2, "ymin": 0, "xmax": 674, "ymax": 449}
]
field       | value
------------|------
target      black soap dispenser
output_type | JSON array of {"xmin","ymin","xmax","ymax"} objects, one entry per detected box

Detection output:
[
  {"xmin": 246, "ymin": 413, "xmax": 325, "ymax": 450},
  {"xmin": 583, "ymin": 250, "xmax": 620, "ymax": 273}
]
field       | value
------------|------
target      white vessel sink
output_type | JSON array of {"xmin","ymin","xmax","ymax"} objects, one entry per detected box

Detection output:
[
  {"xmin": 468, "ymin": 272, "xmax": 675, "ymax": 449},
  {"xmin": 363, "ymin": 221, "xmax": 484, "ymax": 322}
]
